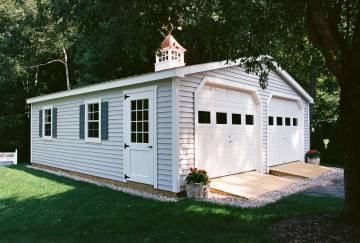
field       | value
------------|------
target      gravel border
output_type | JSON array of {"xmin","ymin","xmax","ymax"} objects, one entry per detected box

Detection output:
[
  {"xmin": 27, "ymin": 165, "xmax": 343, "ymax": 207},
  {"xmin": 26, "ymin": 165, "xmax": 178, "ymax": 202}
]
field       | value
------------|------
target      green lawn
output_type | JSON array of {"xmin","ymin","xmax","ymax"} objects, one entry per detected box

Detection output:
[{"xmin": 0, "ymin": 165, "xmax": 343, "ymax": 243}]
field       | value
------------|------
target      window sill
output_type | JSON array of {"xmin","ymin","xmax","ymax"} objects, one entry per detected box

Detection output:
[
  {"xmin": 85, "ymin": 137, "xmax": 102, "ymax": 143},
  {"xmin": 43, "ymin": 136, "xmax": 53, "ymax": 141}
]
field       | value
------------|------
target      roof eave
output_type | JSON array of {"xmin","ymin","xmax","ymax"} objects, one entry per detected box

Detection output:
[{"xmin": 26, "ymin": 68, "xmax": 185, "ymax": 104}]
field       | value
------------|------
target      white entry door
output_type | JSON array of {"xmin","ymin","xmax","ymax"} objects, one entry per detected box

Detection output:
[
  {"xmin": 268, "ymin": 97, "xmax": 302, "ymax": 166},
  {"xmin": 196, "ymin": 85, "xmax": 258, "ymax": 178},
  {"xmin": 124, "ymin": 89, "xmax": 154, "ymax": 185}
]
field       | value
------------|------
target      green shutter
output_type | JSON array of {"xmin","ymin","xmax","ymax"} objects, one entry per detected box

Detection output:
[
  {"xmin": 52, "ymin": 108, "xmax": 57, "ymax": 138},
  {"xmin": 101, "ymin": 101, "xmax": 108, "ymax": 140},
  {"xmin": 39, "ymin": 110, "xmax": 42, "ymax": 137},
  {"xmin": 79, "ymin": 104, "xmax": 85, "ymax": 139}
]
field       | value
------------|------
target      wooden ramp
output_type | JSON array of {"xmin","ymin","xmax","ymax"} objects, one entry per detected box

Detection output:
[
  {"xmin": 270, "ymin": 161, "xmax": 333, "ymax": 178},
  {"xmin": 210, "ymin": 171, "xmax": 295, "ymax": 199}
]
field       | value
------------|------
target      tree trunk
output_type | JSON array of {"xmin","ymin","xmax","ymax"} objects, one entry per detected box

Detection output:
[
  {"xmin": 309, "ymin": 65, "xmax": 317, "ymax": 146},
  {"xmin": 339, "ymin": 71, "xmax": 360, "ymax": 224},
  {"xmin": 63, "ymin": 47, "xmax": 70, "ymax": 90}
]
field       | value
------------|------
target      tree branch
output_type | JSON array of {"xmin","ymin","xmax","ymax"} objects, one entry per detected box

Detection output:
[{"xmin": 27, "ymin": 59, "xmax": 65, "ymax": 69}]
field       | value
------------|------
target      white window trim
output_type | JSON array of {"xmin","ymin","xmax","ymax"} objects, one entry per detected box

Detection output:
[
  {"xmin": 85, "ymin": 98, "xmax": 102, "ymax": 143},
  {"xmin": 42, "ymin": 105, "xmax": 53, "ymax": 140}
]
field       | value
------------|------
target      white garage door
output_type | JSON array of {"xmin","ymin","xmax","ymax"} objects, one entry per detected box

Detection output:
[
  {"xmin": 196, "ymin": 85, "xmax": 258, "ymax": 178},
  {"xmin": 268, "ymin": 97, "xmax": 302, "ymax": 166}
]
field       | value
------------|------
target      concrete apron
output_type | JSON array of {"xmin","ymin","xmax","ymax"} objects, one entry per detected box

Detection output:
[
  {"xmin": 269, "ymin": 161, "xmax": 333, "ymax": 178},
  {"xmin": 210, "ymin": 162, "xmax": 333, "ymax": 199},
  {"xmin": 210, "ymin": 171, "xmax": 295, "ymax": 199}
]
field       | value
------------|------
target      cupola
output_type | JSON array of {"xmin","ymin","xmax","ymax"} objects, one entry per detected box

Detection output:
[{"xmin": 155, "ymin": 34, "xmax": 186, "ymax": 72}]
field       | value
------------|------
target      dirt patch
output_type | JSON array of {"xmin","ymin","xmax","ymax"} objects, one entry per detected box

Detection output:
[{"xmin": 269, "ymin": 214, "xmax": 360, "ymax": 242}]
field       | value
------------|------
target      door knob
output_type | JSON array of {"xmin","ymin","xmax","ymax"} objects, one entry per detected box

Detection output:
[{"xmin": 147, "ymin": 145, "xmax": 153, "ymax": 148}]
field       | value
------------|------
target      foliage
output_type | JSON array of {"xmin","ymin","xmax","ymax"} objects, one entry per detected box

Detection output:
[
  {"xmin": 186, "ymin": 167, "xmax": 210, "ymax": 184},
  {"xmin": 0, "ymin": 166, "xmax": 343, "ymax": 242},
  {"xmin": 306, "ymin": 149, "xmax": 321, "ymax": 159}
]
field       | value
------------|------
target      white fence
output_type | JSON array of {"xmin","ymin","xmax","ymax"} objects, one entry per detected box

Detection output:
[{"xmin": 0, "ymin": 149, "xmax": 17, "ymax": 165}]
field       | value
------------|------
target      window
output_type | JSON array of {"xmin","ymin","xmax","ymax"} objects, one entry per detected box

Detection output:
[
  {"xmin": 216, "ymin": 112, "xmax": 227, "ymax": 124},
  {"xmin": 160, "ymin": 50, "xmax": 168, "ymax": 62},
  {"xmin": 285, "ymin": 117, "xmax": 291, "ymax": 126},
  {"xmin": 171, "ymin": 51, "xmax": 181, "ymax": 61},
  {"xmin": 131, "ymin": 99, "xmax": 149, "ymax": 143},
  {"xmin": 277, "ymin": 117, "xmax": 283, "ymax": 126},
  {"xmin": 43, "ymin": 108, "xmax": 52, "ymax": 138},
  {"xmin": 245, "ymin": 114, "xmax": 254, "ymax": 125},
  {"xmin": 293, "ymin": 118, "xmax": 298, "ymax": 126},
  {"xmin": 198, "ymin": 111, "xmax": 211, "ymax": 124},
  {"xmin": 85, "ymin": 99, "xmax": 101, "ymax": 142},
  {"xmin": 268, "ymin": 116, "xmax": 274, "ymax": 126},
  {"xmin": 88, "ymin": 103, "xmax": 100, "ymax": 138},
  {"xmin": 232, "ymin": 113, "xmax": 241, "ymax": 125},
  {"xmin": 171, "ymin": 50, "xmax": 178, "ymax": 60}
]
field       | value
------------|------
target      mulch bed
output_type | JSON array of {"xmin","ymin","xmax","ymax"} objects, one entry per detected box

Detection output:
[{"xmin": 269, "ymin": 214, "xmax": 360, "ymax": 242}]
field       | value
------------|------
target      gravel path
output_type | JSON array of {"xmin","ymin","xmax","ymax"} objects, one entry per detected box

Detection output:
[
  {"xmin": 27, "ymin": 165, "xmax": 343, "ymax": 207},
  {"xmin": 302, "ymin": 177, "xmax": 344, "ymax": 198}
]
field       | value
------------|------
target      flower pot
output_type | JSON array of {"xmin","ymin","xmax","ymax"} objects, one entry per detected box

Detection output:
[
  {"xmin": 307, "ymin": 157, "xmax": 320, "ymax": 165},
  {"xmin": 186, "ymin": 183, "xmax": 210, "ymax": 199}
]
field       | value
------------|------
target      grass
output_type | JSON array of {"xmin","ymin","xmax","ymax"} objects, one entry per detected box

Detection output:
[{"xmin": 0, "ymin": 165, "xmax": 343, "ymax": 243}]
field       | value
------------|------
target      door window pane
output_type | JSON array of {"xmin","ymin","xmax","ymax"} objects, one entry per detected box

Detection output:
[
  {"xmin": 232, "ymin": 113, "xmax": 241, "ymax": 125},
  {"xmin": 130, "ymin": 98, "xmax": 150, "ymax": 144},
  {"xmin": 216, "ymin": 112, "xmax": 227, "ymax": 124},
  {"xmin": 246, "ymin": 115, "xmax": 254, "ymax": 125},
  {"xmin": 198, "ymin": 111, "xmax": 211, "ymax": 124}
]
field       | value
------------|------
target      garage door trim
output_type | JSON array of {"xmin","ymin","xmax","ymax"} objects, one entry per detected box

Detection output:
[
  {"xmin": 194, "ymin": 76, "xmax": 263, "ymax": 176},
  {"xmin": 266, "ymin": 91, "xmax": 304, "ymax": 170}
]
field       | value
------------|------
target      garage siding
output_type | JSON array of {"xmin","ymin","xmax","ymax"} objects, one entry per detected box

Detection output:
[
  {"xmin": 31, "ymin": 81, "xmax": 173, "ymax": 191},
  {"xmin": 177, "ymin": 65, "xmax": 310, "ymax": 185}
]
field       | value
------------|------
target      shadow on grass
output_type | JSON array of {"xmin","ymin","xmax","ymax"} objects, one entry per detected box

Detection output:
[{"xmin": 0, "ymin": 165, "xmax": 344, "ymax": 243}]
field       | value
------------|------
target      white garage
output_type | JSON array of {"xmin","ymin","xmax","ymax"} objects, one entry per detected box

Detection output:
[
  {"xmin": 195, "ymin": 84, "xmax": 260, "ymax": 178},
  {"xmin": 27, "ymin": 34, "xmax": 314, "ymax": 194},
  {"xmin": 268, "ymin": 96, "xmax": 303, "ymax": 166}
]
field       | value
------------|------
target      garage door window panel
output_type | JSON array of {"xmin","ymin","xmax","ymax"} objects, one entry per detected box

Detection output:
[
  {"xmin": 216, "ymin": 112, "xmax": 227, "ymax": 124},
  {"xmin": 232, "ymin": 113, "xmax": 241, "ymax": 125},
  {"xmin": 198, "ymin": 111, "xmax": 211, "ymax": 124},
  {"xmin": 277, "ymin": 117, "xmax": 283, "ymax": 126},
  {"xmin": 268, "ymin": 116, "xmax": 274, "ymax": 126},
  {"xmin": 293, "ymin": 118, "xmax": 298, "ymax": 126},
  {"xmin": 245, "ymin": 115, "xmax": 254, "ymax": 125},
  {"xmin": 285, "ymin": 117, "xmax": 291, "ymax": 126}
]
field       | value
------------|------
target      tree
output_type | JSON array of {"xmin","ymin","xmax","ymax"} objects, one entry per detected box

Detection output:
[{"xmin": 208, "ymin": 0, "xmax": 359, "ymax": 222}]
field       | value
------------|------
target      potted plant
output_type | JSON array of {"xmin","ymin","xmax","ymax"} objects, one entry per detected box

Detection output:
[
  {"xmin": 306, "ymin": 149, "xmax": 321, "ymax": 165},
  {"xmin": 185, "ymin": 168, "xmax": 210, "ymax": 199}
]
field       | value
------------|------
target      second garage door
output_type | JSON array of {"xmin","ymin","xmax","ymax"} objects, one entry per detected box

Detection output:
[
  {"xmin": 196, "ymin": 85, "xmax": 259, "ymax": 178},
  {"xmin": 268, "ymin": 97, "xmax": 302, "ymax": 166}
]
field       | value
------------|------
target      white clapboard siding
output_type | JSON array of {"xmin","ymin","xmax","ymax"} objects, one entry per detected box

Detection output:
[
  {"xmin": 177, "ymin": 65, "xmax": 310, "ymax": 185},
  {"xmin": 31, "ymin": 81, "xmax": 173, "ymax": 191}
]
